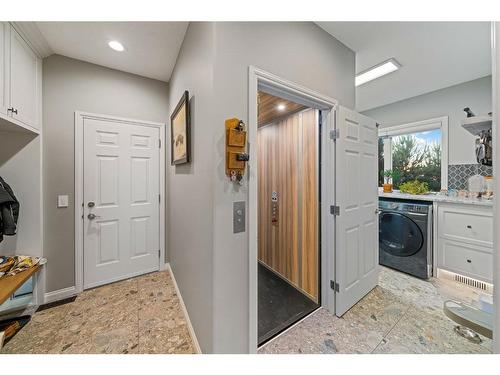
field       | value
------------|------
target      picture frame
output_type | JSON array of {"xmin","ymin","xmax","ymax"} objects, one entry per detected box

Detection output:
[{"xmin": 170, "ymin": 90, "xmax": 190, "ymax": 165}]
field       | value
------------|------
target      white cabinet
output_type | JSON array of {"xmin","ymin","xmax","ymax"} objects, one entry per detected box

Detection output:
[
  {"xmin": 440, "ymin": 240, "xmax": 492, "ymax": 282},
  {"xmin": 10, "ymin": 27, "xmax": 39, "ymax": 129},
  {"xmin": 0, "ymin": 22, "xmax": 41, "ymax": 133},
  {"xmin": 436, "ymin": 203, "xmax": 493, "ymax": 283},
  {"xmin": 0, "ymin": 22, "xmax": 9, "ymax": 117}
]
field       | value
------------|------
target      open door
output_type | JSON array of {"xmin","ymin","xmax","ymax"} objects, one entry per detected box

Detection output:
[{"xmin": 334, "ymin": 106, "xmax": 379, "ymax": 316}]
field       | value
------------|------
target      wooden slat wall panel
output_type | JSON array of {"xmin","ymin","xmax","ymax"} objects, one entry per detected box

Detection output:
[
  {"xmin": 258, "ymin": 91, "xmax": 307, "ymax": 127},
  {"xmin": 301, "ymin": 109, "xmax": 319, "ymax": 300},
  {"xmin": 257, "ymin": 108, "xmax": 318, "ymax": 301}
]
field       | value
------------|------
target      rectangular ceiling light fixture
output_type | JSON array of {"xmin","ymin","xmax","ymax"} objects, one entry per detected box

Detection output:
[{"xmin": 355, "ymin": 58, "xmax": 401, "ymax": 87}]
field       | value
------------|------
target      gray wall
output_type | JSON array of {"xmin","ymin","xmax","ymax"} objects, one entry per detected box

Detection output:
[
  {"xmin": 210, "ymin": 22, "xmax": 355, "ymax": 353},
  {"xmin": 363, "ymin": 76, "xmax": 492, "ymax": 165},
  {"xmin": 166, "ymin": 22, "xmax": 216, "ymax": 353},
  {"xmin": 166, "ymin": 22, "xmax": 355, "ymax": 353},
  {"xmin": 43, "ymin": 55, "xmax": 169, "ymax": 293}
]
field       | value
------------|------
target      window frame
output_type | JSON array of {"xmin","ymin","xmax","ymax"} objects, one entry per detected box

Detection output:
[{"xmin": 378, "ymin": 116, "xmax": 449, "ymax": 190}]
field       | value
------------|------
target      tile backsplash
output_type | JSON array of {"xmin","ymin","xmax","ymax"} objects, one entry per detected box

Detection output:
[{"xmin": 448, "ymin": 164, "xmax": 493, "ymax": 190}]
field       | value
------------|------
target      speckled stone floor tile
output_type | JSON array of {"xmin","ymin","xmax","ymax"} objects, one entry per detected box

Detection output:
[
  {"xmin": 137, "ymin": 272, "xmax": 195, "ymax": 354},
  {"xmin": 258, "ymin": 308, "xmax": 374, "ymax": 354},
  {"xmin": 1, "ymin": 270, "xmax": 195, "ymax": 354},
  {"xmin": 259, "ymin": 267, "xmax": 493, "ymax": 354},
  {"xmin": 372, "ymin": 305, "xmax": 491, "ymax": 354}
]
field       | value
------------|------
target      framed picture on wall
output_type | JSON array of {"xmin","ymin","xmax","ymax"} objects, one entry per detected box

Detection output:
[{"xmin": 170, "ymin": 90, "xmax": 190, "ymax": 165}]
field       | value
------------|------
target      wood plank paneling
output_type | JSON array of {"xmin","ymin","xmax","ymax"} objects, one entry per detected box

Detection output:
[
  {"xmin": 258, "ymin": 91, "xmax": 307, "ymax": 127},
  {"xmin": 301, "ymin": 109, "xmax": 319, "ymax": 300},
  {"xmin": 257, "ymin": 108, "xmax": 319, "ymax": 302}
]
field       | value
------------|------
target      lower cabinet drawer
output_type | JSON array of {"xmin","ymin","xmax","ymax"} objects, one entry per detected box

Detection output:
[
  {"xmin": 439, "ymin": 239, "xmax": 492, "ymax": 282},
  {"xmin": 438, "ymin": 205, "xmax": 493, "ymax": 247}
]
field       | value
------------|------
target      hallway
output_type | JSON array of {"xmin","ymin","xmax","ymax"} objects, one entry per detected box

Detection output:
[{"xmin": 1, "ymin": 271, "xmax": 195, "ymax": 354}]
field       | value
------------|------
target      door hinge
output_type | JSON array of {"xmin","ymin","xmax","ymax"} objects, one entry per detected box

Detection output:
[
  {"xmin": 159, "ymin": 139, "xmax": 161, "ymax": 148},
  {"xmin": 330, "ymin": 280, "xmax": 339, "ymax": 292},
  {"xmin": 159, "ymin": 194, "xmax": 161, "ymax": 203},
  {"xmin": 330, "ymin": 205, "xmax": 340, "ymax": 216},
  {"xmin": 329, "ymin": 129, "xmax": 340, "ymax": 141},
  {"xmin": 158, "ymin": 250, "xmax": 161, "ymax": 258}
]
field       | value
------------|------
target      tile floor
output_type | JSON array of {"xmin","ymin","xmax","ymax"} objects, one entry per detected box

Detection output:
[
  {"xmin": 259, "ymin": 267, "xmax": 493, "ymax": 354},
  {"xmin": 2, "ymin": 266, "xmax": 493, "ymax": 354},
  {"xmin": 1, "ymin": 270, "xmax": 196, "ymax": 354}
]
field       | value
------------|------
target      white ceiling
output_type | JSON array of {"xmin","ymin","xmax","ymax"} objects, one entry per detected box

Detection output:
[
  {"xmin": 36, "ymin": 22, "xmax": 189, "ymax": 82},
  {"xmin": 317, "ymin": 22, "xmax": 492, "ymax": 111}
]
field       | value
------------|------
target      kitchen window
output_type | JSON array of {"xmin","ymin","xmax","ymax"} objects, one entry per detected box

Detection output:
[{"xmin": 378, "ymin": 117, "xmax": 448, "ymax": 192}]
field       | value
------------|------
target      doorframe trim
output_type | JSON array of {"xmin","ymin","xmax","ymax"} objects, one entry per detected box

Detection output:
[
  {"xmin": 247, "ymin": 66, "xmax": 338, "ymax": 353},
  {"xmin": 491, "ymin": 21, "xmax": 499, "ymax": 354},
  {"xmin": 74, "ymin": 111, "xmax": 166, "ymax": 294}
]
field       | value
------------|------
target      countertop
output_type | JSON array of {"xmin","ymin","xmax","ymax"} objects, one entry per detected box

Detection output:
[{"xmin": 379, "ymin": 190, "xmax": 493, "ymax": 207}]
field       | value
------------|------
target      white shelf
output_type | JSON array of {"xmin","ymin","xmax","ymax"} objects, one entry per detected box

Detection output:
[
  {"xmin": 461, "ymin": 115, "xmax": 492, "ymax": 136},
  {"xmin": 0, "ymin": 114, "xmax": 40, "ymax": 135}
]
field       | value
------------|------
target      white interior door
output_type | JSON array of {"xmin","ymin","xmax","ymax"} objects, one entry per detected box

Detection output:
[
  {"xmin": 335, "ymin": 106, "xmax": 379, "ymax": 316},
  {"xmin": 83, "ymin": 117, "xmax": 160, "ymax": 289}
]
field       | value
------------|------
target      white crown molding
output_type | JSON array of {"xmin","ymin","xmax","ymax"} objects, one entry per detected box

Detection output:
[{"xmin": 11, "ymin": 22, "xmax": 53, "ymax": 58}]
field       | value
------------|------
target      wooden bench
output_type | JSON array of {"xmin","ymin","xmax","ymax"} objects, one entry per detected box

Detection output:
[{"xmin": 0, "ymin": 266, "xmax": 40, "ymax": 306}]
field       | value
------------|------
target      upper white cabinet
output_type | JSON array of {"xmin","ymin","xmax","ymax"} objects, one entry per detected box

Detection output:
[
  {"xmin": 0, "ymin": 22, "xmax": 8, "ymax": 117},
  {"xmin": 0, "ymin": 22, "xmax": 41, "ymax": 133},
  {"xmin": 10, "ymin": 27, "xmax": 39, "ymax": 129}
]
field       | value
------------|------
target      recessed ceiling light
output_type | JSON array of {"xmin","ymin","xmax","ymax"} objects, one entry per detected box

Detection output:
[
  {"xmin": 355, "ymin": 58, "xmax": 401, "ymax": 87},
  {"xmin": 108, "ymin": 40, "xmax": 125, "ymax": 52},
  {"xmin": 277, "ymin": 104, "xmax": 286, "ymax": 111}
]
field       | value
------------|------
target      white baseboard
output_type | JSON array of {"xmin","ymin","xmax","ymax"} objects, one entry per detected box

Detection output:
[
  {"xmin": 166, "ymin": 263, "xmax": 202, "ymax": 354},
  {"xmin": 44, "ymin": 286, "xmax": 77, "ymax": 304}
]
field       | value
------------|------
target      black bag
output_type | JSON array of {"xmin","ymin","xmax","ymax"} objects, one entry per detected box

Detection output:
[{"xmin": 0, "ymin": 176, "xmax": 20, "ymax": 243}]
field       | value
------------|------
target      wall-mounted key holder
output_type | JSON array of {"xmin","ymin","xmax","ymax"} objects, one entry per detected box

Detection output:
[{"xmin": 225, "ymin": 118, "xmax": 249, "ymax": 183}]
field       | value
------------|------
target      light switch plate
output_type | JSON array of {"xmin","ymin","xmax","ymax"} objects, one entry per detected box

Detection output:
[
  {"xmin": 58, "ymin": 195, "xmax": 69, "ymax": 208},
  {"xmin": 233, "ymin": 201, "xmax": 246, "ymax": 233}
]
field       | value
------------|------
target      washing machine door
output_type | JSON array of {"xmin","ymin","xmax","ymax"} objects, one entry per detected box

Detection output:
[{"xmin": 379, "ymin": 211, "xmax": 424, "ymax": 257}]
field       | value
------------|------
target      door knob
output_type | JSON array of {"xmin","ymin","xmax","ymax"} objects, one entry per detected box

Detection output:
[
  {"xmin": 88, "ymin": 201, "xmax": 95, "ymax": 208},
  {"xmin": 87, "ymin": 213, "xmax": 101, "ymax": 220}
]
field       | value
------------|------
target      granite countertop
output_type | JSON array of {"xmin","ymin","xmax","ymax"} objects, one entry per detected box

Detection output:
[{"xmin": 379, "ymin": 190, "xmax": 494, "ymax": 207}]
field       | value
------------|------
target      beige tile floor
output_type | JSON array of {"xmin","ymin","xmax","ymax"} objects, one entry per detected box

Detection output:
[
  {"xmin": 2, "ymin": 266, "xmax": 493, "ymax": 354},
  {"xmin": 259, "ymin": 267, "xmax": 493, "ymax": 354},
  {"xmin": 1, "ymin": 270, "xmax": 196, "ymax": 354}
]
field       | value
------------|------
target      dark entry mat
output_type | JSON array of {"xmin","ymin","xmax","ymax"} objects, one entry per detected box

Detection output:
[{"xmin": 258, "ymin": 263, "xmax": 318, "ymax": 345}]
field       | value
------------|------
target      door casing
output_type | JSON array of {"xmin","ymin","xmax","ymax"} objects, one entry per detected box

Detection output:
[{"xmin": 74, "ymin": 111, "xmax": 166, "ymax": 294}]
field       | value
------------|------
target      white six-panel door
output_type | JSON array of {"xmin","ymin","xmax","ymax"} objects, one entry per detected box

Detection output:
[
  {"xmin": 83, "ymin": 117, "xmax": 160, "ymax": 289},
  {"xmin": 335, "ymin": 106, "xmax": 379, "ymax": 316}
]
